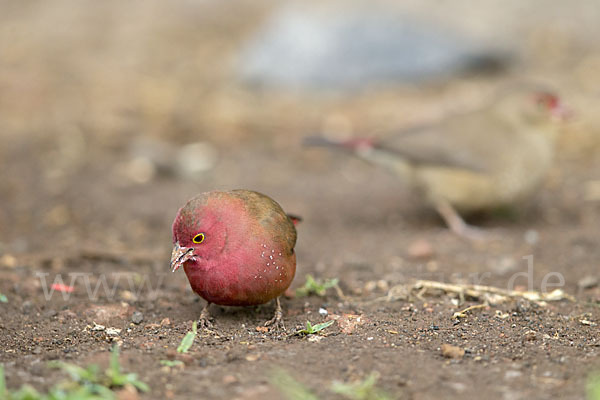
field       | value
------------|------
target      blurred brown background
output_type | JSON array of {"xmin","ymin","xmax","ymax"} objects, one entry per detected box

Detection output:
[{"xmin": 1, "ymin": 1, "xmax": 600, "ymax": 399}]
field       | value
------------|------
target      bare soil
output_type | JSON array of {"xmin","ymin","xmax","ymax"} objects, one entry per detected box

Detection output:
[{"xmin": 1, "ymin": 2, "xmax": 599, "ymax": 399}]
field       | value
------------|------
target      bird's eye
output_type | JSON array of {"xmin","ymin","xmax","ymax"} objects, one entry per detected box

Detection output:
[{"xmin": 192, "ymin": 233, "xmax": 205, "ymax": 244}]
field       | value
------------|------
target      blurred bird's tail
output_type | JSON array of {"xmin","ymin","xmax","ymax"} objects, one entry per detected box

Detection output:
[
  {"xmin": 303, "ymin": 136, "xmax": 375, "ymax": 152},
  {"xmin": 286, "ymin": 214, "xmax": 303, "ymax": 226},
  {"xmin": 303, "ymin": 135, "xmax": 414, "ymax": 182}
]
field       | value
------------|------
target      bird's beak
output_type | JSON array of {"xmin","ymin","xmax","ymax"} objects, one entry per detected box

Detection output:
[
  {"xmin": 170, "ymin": 242, "xmax": 194, "ymax": 272},
  {"xmin": 551, "ymin": 102, "xmax": 573, "ymax": 121}
]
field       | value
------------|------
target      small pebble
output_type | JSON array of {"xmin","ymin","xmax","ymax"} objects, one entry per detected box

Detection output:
[
  {"xmin": 91, "ymin": 322, "xmax": 106, "ymax": 331},
  {"xmin": 505, "ymin": 370, "xmax": 522, "ymax": 380},
  {"xmin": 176, "ymin": 142, "xmax": 218, "ymax": 178},
  {"xmin": 116, "ymin": 384, "xmax": 140, "ymax": 400},
  {"xmin": 577, "ymin": 276, "xmax": 598, "ymax": 290},
  {"xmin": 524, "ymin": 229, "xmax": 539, "ymax": 245},
  {"xmin": 125, "ymin": 157, "xmax": 156, "ymax": 184},
  {"xmin": 131, "ymin": 311, "xmax": 144, "ymax": 325},
  {"xmin": 21, "ymin": 300, "xmax": 33, "ymax": 313},
  {"xmin": 407, "ymin": 239, "xmax": 434, "ymax": 260},
  {"xmin": 0, "ymin": 254, "xmax": 17, "ymax": 268},
  {"xmin": 318, "ymin": 307, "xmax": 328, "ymax": 316},
  {"xmin": 105, "ymin": 327, "xmax": 122, "ymax": 336},
  {"xmin": 441, "ymin": 343, "xmax": 465, "ymax": 359}
]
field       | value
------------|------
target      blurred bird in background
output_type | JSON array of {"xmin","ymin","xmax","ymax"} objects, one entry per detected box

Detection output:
[{"xmin": 305, "ymin": 86, "xmax": 570, "ymax": 240}]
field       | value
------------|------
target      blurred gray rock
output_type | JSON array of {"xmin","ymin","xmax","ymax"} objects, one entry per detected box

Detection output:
[
  {"xmin": 175, "ymin": 142, "xmax": 219, "ymax": 179},
  {"xmin": 121, "ymin": 137, "xmax": 218, "ymax": 183},
  {"xmin": 239, "ymin": 5, "xmax": 509, "ymax": 90},
  {"xmin": 131, "ymin": 311, "xmax": 144, "ymax": 324}
]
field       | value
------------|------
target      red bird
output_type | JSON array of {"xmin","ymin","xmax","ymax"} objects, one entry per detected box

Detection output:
[{"xmin": 170, "ymin": 190, "xmax": 297, "ymax": 330}]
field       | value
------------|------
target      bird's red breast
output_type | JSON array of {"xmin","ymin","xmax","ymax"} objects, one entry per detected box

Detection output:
[{"xmin": 171, "ymin": 190, "xmax": 297, "ymax": 306}]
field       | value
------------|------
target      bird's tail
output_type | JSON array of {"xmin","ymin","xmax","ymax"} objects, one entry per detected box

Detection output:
[
  {"xmin": 286, "ymin": 214, "xmax": 303, "ymax": 226},
  {"xmin": 303, "ymin": 136, "xmax": 375, "ymax": 152},
  {"xmin": 304, "ymin": 135, "xmax": 414, "ymax": 182}
]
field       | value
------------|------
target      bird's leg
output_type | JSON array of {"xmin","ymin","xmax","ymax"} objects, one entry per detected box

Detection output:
[
  {"xmin": 264, "ymin": 297, "xmax": 285, "ymax": 331},
  {"xmin": 434, "ymin": 200, "xmax": 487, "ymax": 241},
  {"xmin": 198, "ymin": 302, "xmax": 213, "ymax": 329}
]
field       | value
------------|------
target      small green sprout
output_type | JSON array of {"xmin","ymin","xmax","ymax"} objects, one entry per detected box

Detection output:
[
  {"xmin": 297, "ymin": 320, "xmax": 334, "ymax": 335},
  {"xmin": 177, "ymin": 321, "xmax": 198, "ymax": 353},
  {"xmin": 331, "ymin": 372, "xmax": 391, "ymax": 400},
  {"xmin": 105, "ymin": 345, "xmax": 149, "ymax": 392},
  {"xmin": 49, "ymin": 361, "xmax": 102, "ymax": 384},
  {"xmin": 159, "ymin": 360, "xmax": 184, "ymax": 367},
  {"xmin": 588, "ymin": 374, "xmax": 600, "ymax": 400},
  {"xmin": 1, "ymin": 346, "xmax": 148, "ymax": 399},
  {"xmin": 270, "ymin": 370, "xmax": 320, "ymax": 400},
  {"xmin": 0, "ymin": 365, "xmax": 6, "ymax": 399},
  {"xmin": 296, "ymin": 274, "xmax": 339, "ymax": 297}
]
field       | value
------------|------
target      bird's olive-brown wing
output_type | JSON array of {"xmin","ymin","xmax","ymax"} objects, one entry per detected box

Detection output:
[
  {"xmin": 379, "ymin": 110, "xmax": 519, "ymax": 174},
  {"xmin": 231, "ymin": 190, "xmax": 297, "ymax": 253}
]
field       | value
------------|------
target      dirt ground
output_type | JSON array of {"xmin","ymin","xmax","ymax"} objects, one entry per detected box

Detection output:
[{"xmin": 1, "ymin": 1, "xmax": 600, "ymax": 399}]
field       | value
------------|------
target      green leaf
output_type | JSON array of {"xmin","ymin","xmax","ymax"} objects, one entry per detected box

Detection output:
[
  {"xmin": 103, "ymin": 346, "xmax": 148, "ymax": 393},
  {"xmin": 296, "ymin": 275, "xmax": 339, "ymax": 297},
  {"xmin": 310, "ymin": 320, "xmax": 335, "ymax": 333},
  {"xmin": 331, "ymin": 372, "xmax": 391, "ymax": 400},
  {"xmin": 108, "ymin": 345, "xmax": 120, "ymax": 378},
  {"xmin": 123, "ymin": 373, "xmax": 150, "ymax": 393},
  {"xmin": 49, "ymin": 361, "xmax": 100, "ymax": 384},
  {"xmin": 0, "ymin": 365, "xmax": 6, "ymax": 399},
  {"xmin": 270, "ymin": 370, "xmax": 320, "ymax": 400},
  {"xmin": 0, "ymin": 294, "xmax": 7, "ymax": 303},
  {"xmin": 297, "ymin": 320, "xmax": 334, "ymax": 335},
  {"xmin": 589, "ymin": 374, "xmax": 600, "ymax": 400},
  {"xmin": 4, "ymin": 345, "xmax": 147, "ymax": 399},
  {"xmin": 305, "ymin": 321, "xmax": 313, "ymax": 332},
  {"xmin": 10, "ymin": 384, "xmax": 43, "ymax": 400},
  {"xmin": 177, "ymin": 321, "xmax": 197, "ymax": 353},
  {"xmin": 48, "ymin": 383, "xmax": 115, "ymax": 400},
  {"xmin": 159, "ymin": 360, "xmax": 184, "ymax": 367}
]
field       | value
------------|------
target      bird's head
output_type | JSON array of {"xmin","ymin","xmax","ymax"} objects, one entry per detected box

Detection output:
[
  {"xmin": 494, "ymin": 86, "xmax": 570, "ymax": 127},
  {"xmin": 170, "ymin": 195, "xmax": 229, "ymax": 272},
  {"xmin": 532, "ymin": 91, "xmax": 570, "ymax": 121}
]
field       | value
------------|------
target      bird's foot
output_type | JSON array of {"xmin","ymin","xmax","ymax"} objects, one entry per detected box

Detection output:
[
  {"xmin": 198, "ymin": 302, "xmax": 214, "ymax": 329},
  {"xmin": 452, "ymin": 223, "xmax": 490, "ymax": 242},
  {"xmin": 264, "ymin": 312, "xmax": 285, "ymax": 331},
  {"xmin": 198, "ymin": 315, "xmax": 214, "ymax": 329},
  {"xmin": 435, "ymin": 200, "xmax": 490, "ymax": 242},
  {"xmin": 264, "ymin": 298, "xmax": 285, "ymax": 332}
]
